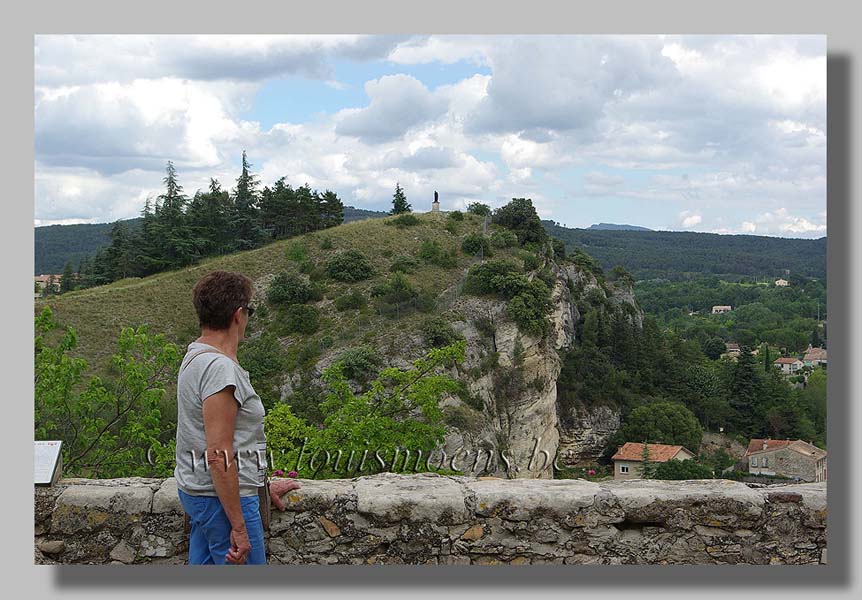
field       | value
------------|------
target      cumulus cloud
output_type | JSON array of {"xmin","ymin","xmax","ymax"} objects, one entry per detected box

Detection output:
[
  {"xmin": 679, "ymin": 210, "xmax": 703, "ymax": 228},
  {"xmin": 335, "ymin": 75, "xmax": 448, "ymax": 144}
]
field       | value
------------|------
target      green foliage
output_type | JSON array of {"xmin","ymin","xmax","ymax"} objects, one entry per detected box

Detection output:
[
  {"xmin": 462, "ymin": 260, "xmax": 520, "ymax": 295},
  {"xmin": 448, "ymin": 210, "xmax": 464, "ymax": 221},
  {"xmin": 389, "ymin": 255, "xmax": 419, "ymax": 273},
  {"xmin": 609, "ymin": 265, "xmax": 635, "ymax": 287},
  {"xmin": 319, "ymin": 236, "xmax": 334, "ymax": 250},
  {"xmin": 333, "ymin": 346, "xmax": 382, "ymax": 387},
  {"xmin": 652, "ymin": 459, "xmax": 716, "ymax": 480},
  {"xmin": 267, "ymin": 272, "xmax": 315, "ymax": 305},
  {"xmin": 34, "ymin": 307, "xmax": 180, "ymax": 478},
  {"xmin": 521, "ymin": 250, "xmax": 541, "ymax": 271},
  {"xmin": 237, "ymin": 332, "xmax": 286, "ymax": 410},
  {"xmin": 417, "ymin": 240, "xmax": 458, "ymax": 268},
  {"xmin": 334, "ymin": 288, "xmax": 367, "ymax": 312},
  {"xmin": 551, "ymin": 238, "xmax": 566, "ymax": 260},
  {"xmin": 372, "ymin": 272, "xmax": 418, "ymax": 318},
  {"xmin": 466, "ymin": 202, "xmax": 491, "ymax": 216},
  {"xmin": 390, "ymin": 182, "xmax": 411, "ymax": 215},
  {"xmin": 492, "ymin": 198, "xmax": 547, "ymax": 246},
  {"xmin": 462, "ymin": 260, "xmax": 552, "ymax": 335},
  {"xmin": 421, "ymin": 316, "xmax": 464, "ymax": 348},
  {"xmin": 264, "ymin": 342, "xmax": 466, "ymax": 477},
  {"xmin": 281, "ymin": 304, "xmax": 320, "ymax": 335},
  {"xmin": 489, "ymin": 229, "xmax": 518, "ymax": 248},
  {"xmin": 284, "ymin": 240, "xmax": 309, "ymax": 262},
  {"xmin": 387, "ymin": 213, "xmax": 421, "ymax": 228},
  {"xmin": 461, "ymin": 233, "xmax": 491, "ymax": 256},
  {"xmin": 326, "ymin": 249, "xmax": 374, "ymax": 282},
  {"xmin": 443, "ymin": 405, "xmax": 483, "ymax": 433},
  {"xmin": 620, "ymin": 402, "xmax": 704, "ymax": 453}
]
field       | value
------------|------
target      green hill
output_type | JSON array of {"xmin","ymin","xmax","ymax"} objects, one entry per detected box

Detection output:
[
  {"xmin": 34, "ymin": 206, "xmax": 387, "ymax": 275},
  {"xmin": 542, "ymin": 221, "xmax": 827, "ymax": 282}
]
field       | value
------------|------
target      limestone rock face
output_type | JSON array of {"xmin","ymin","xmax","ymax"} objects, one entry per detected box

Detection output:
[{"xmin": 557, "ymin": 404, "xmax": 622, "ymax": 466}]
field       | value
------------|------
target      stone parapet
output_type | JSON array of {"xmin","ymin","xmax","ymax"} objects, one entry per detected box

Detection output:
[{"xmin": 34, "ymin": 473, "xmax": 827, "ymax": 565}]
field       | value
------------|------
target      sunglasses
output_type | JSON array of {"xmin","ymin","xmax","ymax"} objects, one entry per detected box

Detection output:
[{"xmin": 241, "ymin": 304, "xmax": 255, "ymax": 318}]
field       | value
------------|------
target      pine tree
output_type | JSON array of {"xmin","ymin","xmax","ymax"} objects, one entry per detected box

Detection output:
[
  {"xmin": 231, "ymin": 151, "xmax": 266, "ymax": 250},
  {"xmin": 320, "ymin": 190, "xmax": 344, "ymax": 228},
  {"xmin": 157, "ymin": 161, "xmax": 195, "ymax": 268},
  {"xmin": 59, "ymin": 260, "xmax": 75, "ymax": 294},
  {"xmin": 639, "ymin": 442, "xmax": 655, "ymax": 479},
  {"xmin": 728, "ymin": 345, "xmax": 760, "ymax": 435},
  {"xmin": 390, "ymin": 183, "xmax": 411, "ymax": 215}
]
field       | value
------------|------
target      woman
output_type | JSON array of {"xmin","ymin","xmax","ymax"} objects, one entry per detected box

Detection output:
[{"xmin": 174, "ymin": 270, "xmax": 300, "ymax": 565}]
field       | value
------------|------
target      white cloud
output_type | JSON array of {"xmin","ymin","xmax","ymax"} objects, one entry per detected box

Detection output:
[
  {"xmin": 741, "ymin": 221, "xmax": 757, "ymax": 233},
  {"xmin": 679, "ymin": 211, "xmax": 702, "ymax": 228}
]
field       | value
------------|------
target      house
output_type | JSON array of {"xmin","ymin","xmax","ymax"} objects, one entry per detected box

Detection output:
[
  {"xmin": 745, "ymin": 439, "xmax": 827, "ymax": 482},
  {"xmin": 712, "ymin": 305, "xmax": 732, "ymax": 314},
  {"xmin": 34, "ymin": 274, "xmax": 62, "ymax": 293},
  {"xmin": 774, "ymin": 278, "xmax": 790, "ymax": 287},
  {"xmin": 802, "ymin": 345, "xmax": 827, "ymax": 368},
  {"xmin": 773, "ymin": 357, "xmax": 804, "ymax": 375},
  {"xmin": 610, "ymin": 442, "xmax": 696, "ymax": 480},
  {"xmin": 723, "ymin": 342, "xmax": 741, "ymax": 357}
]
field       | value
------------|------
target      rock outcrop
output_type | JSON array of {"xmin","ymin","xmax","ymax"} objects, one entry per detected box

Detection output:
[{"xmin": 34, "ymin": 475, "xmax": 827, "ymax": 565}]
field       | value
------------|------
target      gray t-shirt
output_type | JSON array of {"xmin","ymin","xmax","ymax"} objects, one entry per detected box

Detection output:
[{"xmin": 174, "ymin": 341, "xmax": 267, "ymax": 497}]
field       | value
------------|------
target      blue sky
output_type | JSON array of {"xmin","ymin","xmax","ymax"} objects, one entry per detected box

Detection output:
[{"xmin": 34, "ymin": 35, "xmax": 826, "ymax": 238}]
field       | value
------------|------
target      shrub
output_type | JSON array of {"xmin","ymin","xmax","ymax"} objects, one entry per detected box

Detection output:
[
  {"xmin": 466, "ymin": 202, "xmax": 491, "ymax": 216},
  {"xmin": 551, "ymin": 238, "xmax": 566, "ymax": 260},
  {"xmin": 461, "ymin": 233, "xmax": 491, "ymax": 256},
  {"xmin": 386, "ymin": 213, "xmax": 421, "ymax": 228},
  {"xmin": 445, "ymin": 221, "xmax": 459, "ymax": 235},
  {"xmin": 538, "ymin": 267, "xmax": 556, "ymax": 288},
  {"xmin": 652, "ymin": 460, "xmax": 716, "ymax": 480},
  {"xmin": 334, "ymin": 346, "xmax": 383, "ymax": 386},
  {"xmin": 421, "ymin": 316, "xmax": 464, "ymax": 348},
  {"xmin": 282, "ymin": 304, "xmax": 320, "ymax": 335},
  {"xmin": 334, "ymin": 289, "xmax": 366, "ymax": 311},
  {"xmin": 298, "ymin": 259, "xmax": 315, "ymax": 274},
  {"xmin": 448, "ymin": 210, "xmax": 464, "ymax": 221},
  {"xmin": 418, "ymin": 240, "xmax": 458, "ymax": 268},
  {"xmin": 490, "ymin": 229, "xmax": 518, "ymax": 248},
  {"xmin": 267, "ymin": 272, "xmax": 314, "ymax": 305},
  {"xmin": 455, "ymin": 380, "xmax": 485, "ymax": 411},
  {"xmin": 462, "ymin": 260, "xmax": 520, "ymax": 295},
  {"xmin": 415, "ymin": 289, "xmax": 438, "ymax": 313},
  {"xmin": 373, "ymin": 272, "xmax": 418, "ymax": 317},
  {"xmin": 284, "ymin": 240, "xmax": 309, "ymax": 262},
  {"xmin": 319, "ymin": 236, "xmax": 334, "ymax": 250},
  {"xmin": 521, "ymin": 250, "xmax": 541, "ymax": 271},
  {"xmin": 389, "ymin": 255, "xmax": 419, "ymax": 273},
  {"xmin": 238, "ymin": 332, "xmax": 286, "ymax": 410},
  {"xmin": 327, "ymin": 249, "xmax": 374, "ymax": 282},
  {"xmin": 443, "ymin": 405, "xmax": 483, "ymax": 433}
]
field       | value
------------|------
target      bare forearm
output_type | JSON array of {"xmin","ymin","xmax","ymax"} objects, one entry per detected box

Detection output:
[{"xmin": 208, "ymin": 451, "xmax": 245, "ymax": 529}]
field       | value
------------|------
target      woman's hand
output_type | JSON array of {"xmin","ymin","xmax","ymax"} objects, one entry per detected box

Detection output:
[{"xmin": 269, "ymin": 478, "xmax": 303, "ymax": 511}]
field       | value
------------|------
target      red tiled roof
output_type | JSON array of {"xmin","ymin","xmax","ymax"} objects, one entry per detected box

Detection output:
[
  {"xmin": 611, "ymin": 442, "xmax": 694, "ymax": 463},
  {"xmin": 774, "ymin": 357, "xmax": 802, "ymax": 364},
  {"xmin": 746, "ymin": 439, "xmax": 793, "ymax": 456}
]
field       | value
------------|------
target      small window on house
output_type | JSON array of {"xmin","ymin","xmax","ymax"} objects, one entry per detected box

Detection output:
[
  {"xmin": 752, "ymin": 457, "xmax": 758, "ymax": 467},
  {"xmin": 763, "ymin": 457, "xmax": 768, "ymax": 467},
  {"xmin": 620, "ymin": 465, "xmax": 629, "ymax": 473}
]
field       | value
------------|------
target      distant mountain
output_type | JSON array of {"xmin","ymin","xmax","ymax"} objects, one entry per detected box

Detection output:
[
  {"xmin": 587, "ymin": 223, "xmax": 653, "ymax": 231},
  {"xmin": 542, "ymin": 220, "xmax": 826, "ymax": 282},
  {"xmin": 34, "ymin": 207, "xmax": 387, "ymax": 275}
]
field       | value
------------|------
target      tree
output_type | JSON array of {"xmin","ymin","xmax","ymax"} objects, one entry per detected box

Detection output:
[
  {"xmin": 653, "ymin": 459, "xmax": 715, "ymax": 480},
  {"xmin": 390, "ymin": 182, "xmax": 411, "ymax": 215},
  {"xmin": 702, "ymin": 336, "xmax": 726, "ymax": 360},
  {"xmin": 466, "ymin": 202, "xmax": 491, "ymax": 216},
  {"xmin": 620, "ymin": 401, "xmax": 704, "ymax": 453},
  {"xmin": 34, "ymin": 307, "xmax": 180, "ymax": 478},
  {"xmin": 728, "ymin": 346, "xmax": 760, "ymax": 435},
  {"xmin": 59, "ymin": 260, "xmax": 75, "ymax": 294},
  {"xmin": 231, "ymin": 151, "xmax": 267, "ymax": 250},
  {"xmin": 639, "ymin": 441, "xmax": 656, "ymax": 478},
  {"xmin": 156, "ymin": 161, "xmax": 195, "ymax": 268},
  {"xmin": 491, "ymin": 198, "xmax": 547, "ymax": 246}
]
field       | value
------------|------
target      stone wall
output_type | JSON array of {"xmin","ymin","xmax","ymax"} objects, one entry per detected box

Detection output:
[{"xmin": 34, "ymin": 473, "xmax": 827, "ymax": 565}]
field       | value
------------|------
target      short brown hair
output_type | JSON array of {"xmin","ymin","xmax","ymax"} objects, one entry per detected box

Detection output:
[{"xmin": 192, "ymin": 270, "xmax": 254, "ymax": 330}]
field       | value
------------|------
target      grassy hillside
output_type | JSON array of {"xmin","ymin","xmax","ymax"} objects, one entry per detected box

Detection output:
[
  {"xmin": 542, "ymin": 221, "xmax": 827, "ymax": 282},
  {"xmin": 34, "ymin": 206, "xmax": 387, "ymax": 275},
  {"xmin": 35, "ymin": 211, "xmax": 515, "ymax": 375}
]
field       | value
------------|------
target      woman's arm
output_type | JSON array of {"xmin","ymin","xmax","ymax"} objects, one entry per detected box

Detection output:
[{"xmin": 202, "ymin": 386, "xmax": 250, "ymax": 564}]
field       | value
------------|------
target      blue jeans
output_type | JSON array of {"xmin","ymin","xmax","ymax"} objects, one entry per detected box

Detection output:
[{"xmin": 178, "ymin": 489, "xmax": 266, "ymax": 565}]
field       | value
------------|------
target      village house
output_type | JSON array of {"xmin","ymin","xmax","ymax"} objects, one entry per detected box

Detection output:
[
  {"xmin": 712, "ymin": 305, "xmax": 732, "ymax": 314},
  {"xmin": 34, "ymin": 274, "xmax": 62, "ymax": 294},
  {"xmin": 773, "ymin": 356, "xmax": 804, "ymax": 375},
  {"xmin": 722, "ymin": 342, "xmax": 741, "ymax": 358},
  {"xmin": 610, "ymin": 442, "xmax": 696, "ymax": 480},
  {"xmin": 774, "ymin": 278, "xmax": 790, "ymax": 287},
  {"xmin": 802, "ymin": 344, "xmax": 828, "ymax": 368},
  {"xmin": 745, "ymin": 439, "xmax": 827, "ymax": 482}
]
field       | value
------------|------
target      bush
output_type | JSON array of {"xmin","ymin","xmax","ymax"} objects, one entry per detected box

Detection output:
[
  {"xmin": 551, "ymin": 238, "xmax": 566, "ymax": 260},
  {"xmin": 418, "ymin": 240, "xmax": 458, "ymax": 268},
  {"xmin": 334, "ymin": 346, "xmax": 382, "ymax": 386},
  {"xmin": 389, "ymin": 255, "xmax": 419, "ymax": 273},
  {"xmin": 466, "ymin": 202, "xmax": 491, "ymax": 216},
  {"xmin": 267, "ymin": 272, "xmax": 314, "ymax": 305},
  {"xmin": 462, "ymin": 260, "xmax": 520, "ymax": 295},
  {"xmin": 282, "ymin": 304, "xmax": 320, "ymax": 335},
  {"xmin": 298, "ymin": 259, "xmax": 315, "ymax": 274},
  {"xmin": 652, "ymin": 460, "xmax": 716, "ymax": 480},
  {"xmin": 445, "ymin": 221, "xmax": 459, "ymax": 235},
  {"xmin": 284, "ymin": 240, "xmax": 309, "ymax": 262},
  {"xmin": 490, "ymin": 229, "xmax": 518, "ymax": 248},
  {"xmin": 461, "ymin": 233, "xmax": 491, "ymax": 256},
  {"xmin": 492, "ymin": 198, "xmax": 547, "ymax": 245},
  {"xmin": 521, "ymin": 250, "xmax": 541, "ymax": 271},
  {"xmin": 373, "ymin": 272, "xmax": 418, "ymax": 317},
  {"xmin": 334, "ymin": 289, "xmax": 366, "ymax": 311},
  {"xmin": 238, "ymin": 332, "xmax": 286, "ymax": 410},
  {"xmin": 415, "ymin": 289, "xmax": 438, "ymax": 313},
  {"xmin": 327, "ymin": 250, "xmax": 374, "ymax": 282},
  {"xmin": 443, "ymin": 405, "xmax": 483, "ymax": 433},
  {"xmin": 463, "ymin": 261, "xmax": 552, "ymax": 336},
  {"xmin": 319, "ymin": 236, "xmax": 334, "ymax": 250},
  {"xmin": 386, "ymin": 213, "xmax": 421, "ymax": 228},
  {"xmin": 455, "ymin": 380, "xmax": 485, "ymax": 411},
  {"xmin": 421, "ymin": 316, "xmax": 464, "ymax": 348},
  {"xmin": 448, "ymin": 210, "xmax": 464, "ymax": 221}
]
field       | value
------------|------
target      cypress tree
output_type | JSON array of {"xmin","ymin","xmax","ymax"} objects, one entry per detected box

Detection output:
[
  {"xmin": 390, "ymin": 183, "xmax": 411, "ymax": 214},
  {"xmin": 59, "ymin": 260, "xmax": 75, "ymax": 294},
  {"xmin": 231, "ymin": 151, "xmax": 266, "ymax": 250}
]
